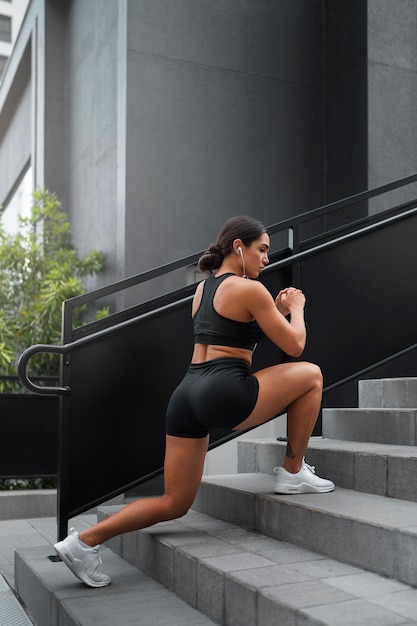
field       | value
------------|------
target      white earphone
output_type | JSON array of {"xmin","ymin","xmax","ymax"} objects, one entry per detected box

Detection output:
[{"xmin": 237, "ymin": 246, "xmax": 247, "ymax": 278}]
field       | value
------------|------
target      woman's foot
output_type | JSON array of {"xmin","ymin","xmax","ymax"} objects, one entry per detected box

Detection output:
[
  {"xmin": 274, "ymin": 459, "xmax": 335, "ymax": 494},
  {"xmin": 54, "ymin": 527, "xmax": 111, "ymax": 587}
]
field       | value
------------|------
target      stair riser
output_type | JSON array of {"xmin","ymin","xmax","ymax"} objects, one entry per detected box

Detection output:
[
  {"xmin": 359, "ymin": 378, "xmax": 417, "ymax": 409},
  {"xmin": 0, "ymin": 490, "xmax": 56, "ymax": 520},
  {"xmin": 322, "ymin": 409, "xmax": 417, "ymax": 444}
]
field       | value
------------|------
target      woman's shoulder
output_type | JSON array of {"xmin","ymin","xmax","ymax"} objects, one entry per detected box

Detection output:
[
  {"xmin": 228, "ymin": 276, "xmax": 269, "ymax": 294},
  {"xmin": 217, "ymin": 275, "xmax": 272, "ymax": 308}
]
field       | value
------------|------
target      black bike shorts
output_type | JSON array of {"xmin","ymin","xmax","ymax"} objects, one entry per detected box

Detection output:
[{"xmin": 166, "ymin": 357, "xmax": 259, "ymax": 438}]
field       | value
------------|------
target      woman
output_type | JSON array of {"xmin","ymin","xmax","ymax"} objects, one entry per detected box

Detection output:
[{"xmin": 54, "ymin": 215, "xmax": 334, "ymax": 588}]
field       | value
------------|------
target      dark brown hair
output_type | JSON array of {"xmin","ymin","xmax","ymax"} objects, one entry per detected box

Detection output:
[{"xmin": 198, "ymin": 215, "xmax": 268, "ymax": 273}]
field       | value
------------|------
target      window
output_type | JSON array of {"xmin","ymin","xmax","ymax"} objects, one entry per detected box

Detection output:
[
  {"xmin": 0, "ymin": 15, "xmax": 12, "ymax": 43},
  {"xmin": 0, "ymin": 54, "xmax": 7, "ymax": 79}
]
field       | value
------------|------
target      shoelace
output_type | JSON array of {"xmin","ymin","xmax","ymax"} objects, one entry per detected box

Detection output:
[
  {"xmin": 90, "ymin": 549, "xmax": 102, "ymax": 568},
  {"xmin": 302, "ymin": 459, "xmax": 316, "ymax": 474},
  {"xmin": 273, "ymin": 458, "xmax": 316, "ymax": 474},
  {"xmin": 88, "ymin": 548, "xmax": 108, "ymax": 580}
]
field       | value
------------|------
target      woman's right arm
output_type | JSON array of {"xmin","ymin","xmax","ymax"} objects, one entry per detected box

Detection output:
[{"xmin": 246, "ymin": 282, "xmax": 307, "ymax": 357}]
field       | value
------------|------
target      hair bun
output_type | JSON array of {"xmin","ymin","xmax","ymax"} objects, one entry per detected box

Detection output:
[{"xmin": 198, "ymin": 243, "xmax": 223, "ymax": 273}]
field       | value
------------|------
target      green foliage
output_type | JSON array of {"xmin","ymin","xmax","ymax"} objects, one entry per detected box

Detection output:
[
  {"xmin": 0, "ymin": 188, "xmax": 109, "ymax": 392},
  {"xmin": 0, "ymin": 478, "xmax": 57, "ymax": 490}
]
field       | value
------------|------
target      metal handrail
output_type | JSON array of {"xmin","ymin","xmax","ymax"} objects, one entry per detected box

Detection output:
[
  {"xmin": 17, "ymin": 297, "xmax": 193, "ymax": 395},
  {"xmin": 17, "ymin": 344, "xmax": 71, "ymax": 395},
  {"xmin": 323, "ymin": 342, "xmax": 417, "ymax": 395},
  {"xmin": 262, "ymin": 205, "xmax": 417, "ymax": 274},
  {"xmin": 18, "ymin": 202, "xmax": 417, "ymax": 396},
  {"xmin": 61, "ymin": 172, "xmax": 417, "ymax": 326},
  {"xmin": 268, "ymin": 171, "xmax": 417, "ymax": 233}
]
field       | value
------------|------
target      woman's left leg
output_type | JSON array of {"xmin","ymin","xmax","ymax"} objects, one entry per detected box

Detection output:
[
  {"xmin": 233, "ymin": 361, "xmax": 323, "ymax": 471},
  {"xmin": 232, "ymin": 361, "xmax": 334, "ymax": 493}
]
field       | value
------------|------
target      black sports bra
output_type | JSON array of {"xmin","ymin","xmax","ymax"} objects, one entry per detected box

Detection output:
[{"xmin": 193, "ymin": 273, "xmax": 264, "ymax": 351}]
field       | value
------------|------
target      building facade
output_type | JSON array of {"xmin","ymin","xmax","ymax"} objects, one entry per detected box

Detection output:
[
  {"xmin": 0, "ymin": 0, "xmax": 415, "ymax": 294},
  {"xmin": 0, "ymin": 0, "xmax": 29, "ymax": 82}
]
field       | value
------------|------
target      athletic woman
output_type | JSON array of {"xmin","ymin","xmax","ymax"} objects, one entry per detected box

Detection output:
[{"xmin": 55, "ymin": 215, "xmax": 334, "ymax": 587}]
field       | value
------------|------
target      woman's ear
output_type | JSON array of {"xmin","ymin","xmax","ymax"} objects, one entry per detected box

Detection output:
[{"xmin": 232, "ymin": 239, "xmax": 243, "ymax": 254}]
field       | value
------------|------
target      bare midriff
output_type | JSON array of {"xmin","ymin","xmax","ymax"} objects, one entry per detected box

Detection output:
[{"xmin": 191, "ymin": 343, "xmax": 253, "ymax": 366}]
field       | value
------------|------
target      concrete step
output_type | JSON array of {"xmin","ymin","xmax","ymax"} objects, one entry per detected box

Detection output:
[
  {"xmin": 97, "ymin": 504, "xmax": 417, "ymax": 625},
  {"xmin": 322, "ymin": 408, "xmax": 417, "ymax": 444},
  {"xmin": 190, "ymin": 473, "xmax": 417, "ymax": 589},
  {"xmin": 0, "ymin": 490, "xmax": 56, "ymax": 521},
  {"xmin": 0, "ymin": 491, "xmax": 124, "ymax": 522},
  {"xmin": 237, "ymin": 437, "xmax": 417, "ymax": 502},
  {"xmin": 359, "ymin": 378, "xmax": 417, "ymax": 409},
  {"xmin": 14, "ymin": 543, "xmax": 217, "ymax": 626}
]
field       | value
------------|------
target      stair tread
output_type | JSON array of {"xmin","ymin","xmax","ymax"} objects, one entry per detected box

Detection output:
[
  {"xmin": 323, "ymin": 407, "xmax": 417, "ymax": 412},
  {"xmin": 305, "ymin": 437, "xmax": 417, "ymax": 458},
  {"xmin": 253, "ymin": 436, "xmax": 417, "ymax": 458},
  {"xmin": 201, "ymin": 472, "xmax": 417, "ymax": 530}
]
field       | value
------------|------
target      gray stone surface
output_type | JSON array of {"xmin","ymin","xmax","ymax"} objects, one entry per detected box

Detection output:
[
  {"xmin": 322, "ymin": 408, "xmax": 417, "ymax": 445},
  {"xmin": 95, "ymin": 505, "xmax": 417, "ymax": 626},
  {"xmin": 0, "ymin": 491, "xmax": 56, "ymax": 521},
  {"xmin": 238, "ymin": 438, "xmax": 417, "ymax": 503},
  {"xmin": 359, "ymin": 378, "xmax": 417, "ymax": 409},
  {"xmin": 5, "ymin": 374, "xmax": 417, "ymax": 624},
  {"xmin": 193, "ymin": 473, "xmax": 417, "ymax": 587},
  {"xmin": 368, "ymin": 0, "xmax": 417, "ymax": 207},
  {"xmin": 15, "ymin": 542, "xmax": 217, "ymax": 626}
]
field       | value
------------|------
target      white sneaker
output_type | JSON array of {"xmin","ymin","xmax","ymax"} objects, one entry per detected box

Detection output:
[
  {"xmin": 54, "ymin": 528, "xmax": 111, "ymax": 587},
  {"xmin": 274, "ymin": 459, "xmax": 335, "ymax": 494}
]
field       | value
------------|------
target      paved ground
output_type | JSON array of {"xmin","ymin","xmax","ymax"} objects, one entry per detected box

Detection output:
[
  {"xmin": 0, "ymin": 513, "xmax": 96, "ymax": 591},
  {"xmin": 0, "ymin": 513, "xmax": 96, "ymax": 625}
]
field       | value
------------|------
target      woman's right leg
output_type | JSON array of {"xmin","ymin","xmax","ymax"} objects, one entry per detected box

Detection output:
[
  {"xmin": 54, "ymin": 434, "xmax": 209, "ymax": 587},
  {"xmin": 79, "ymin": 434, "xmax": 210, "ymax": 547}
]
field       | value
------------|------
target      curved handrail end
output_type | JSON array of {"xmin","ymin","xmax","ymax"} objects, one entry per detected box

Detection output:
[{"xmin": 17, "ymin": 343, "xmax": 70, "ymax": 396}]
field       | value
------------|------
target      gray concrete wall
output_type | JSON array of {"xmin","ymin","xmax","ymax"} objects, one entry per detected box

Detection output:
[
  {"xmin": 63, "ymin": 0, "xmax": 121, "ymax": 287},
  {"xmin": 123, "ymin": 0, "xmax": 324, "ymax": 289},
  {"xmin": 43, "ymin": 1, "xmax": 68, "ymax": 209},
  {"xmin": 368, "ymin": 0, "xmax": 417, "ymax": 213}
]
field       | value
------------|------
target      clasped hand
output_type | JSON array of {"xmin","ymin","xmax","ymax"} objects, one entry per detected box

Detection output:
[{"xmin": 275, "ymin": 287, "xmax": 305, "ymax": 316}]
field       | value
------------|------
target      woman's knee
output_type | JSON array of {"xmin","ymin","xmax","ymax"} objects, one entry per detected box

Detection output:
[
  {"xmin": 300, "ymin": 361, "xmax": 323, "ymax": 390},
  {"xmin": 160, "ymin": 494, "xmax": 192, "ymax": 521}
]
